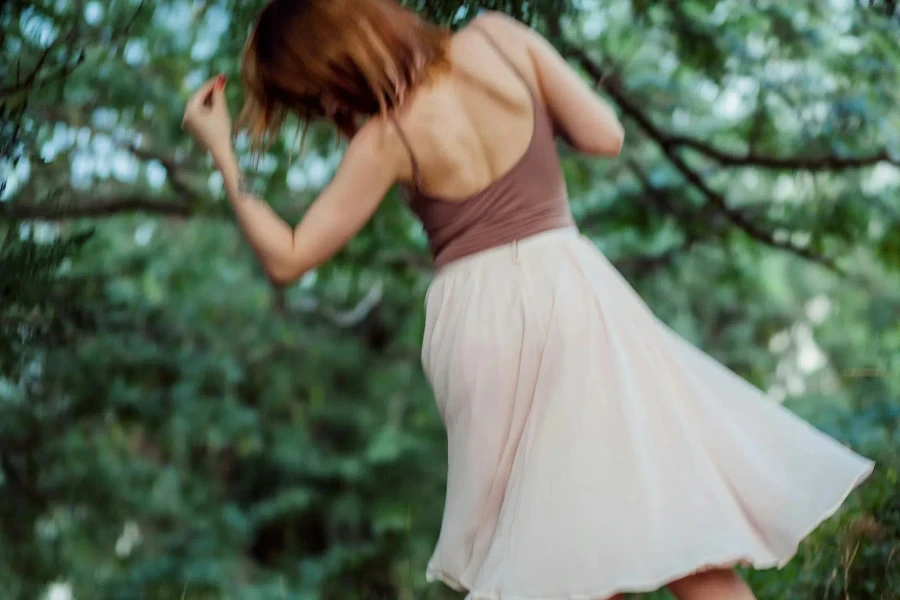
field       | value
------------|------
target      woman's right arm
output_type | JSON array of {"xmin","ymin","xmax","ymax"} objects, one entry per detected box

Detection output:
[{"xmin": 478, "ymin": 12, "xmax": 624, "ymax": 157}]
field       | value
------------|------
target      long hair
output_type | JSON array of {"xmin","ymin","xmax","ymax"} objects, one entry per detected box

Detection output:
[{"xmin": 238, "ymin": 0, "xmax": 450, "ymax": 152}]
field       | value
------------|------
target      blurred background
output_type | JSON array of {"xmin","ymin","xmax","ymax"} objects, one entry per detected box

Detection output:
[{"xmin": 1, "ymin": 0, "xmax": 899, "ymax": 598}]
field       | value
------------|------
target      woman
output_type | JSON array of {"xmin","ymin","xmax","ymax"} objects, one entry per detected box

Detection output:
[{"xmin": 181, "ymin": 1, "xmax": 874, "ymax": 598}]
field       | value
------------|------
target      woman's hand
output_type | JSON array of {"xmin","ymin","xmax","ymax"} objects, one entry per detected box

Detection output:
[{"xmin": 182, "ymin": 74, "xmax": 232, "ymax": 156}]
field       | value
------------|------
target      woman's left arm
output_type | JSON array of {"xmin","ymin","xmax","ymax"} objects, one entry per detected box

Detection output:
[
  {"xmin": 183, "ymin": 76, "xmax": 401, "ymax": 286},
  {"xmin": 213, "ymin": 127, "xmax": 398, "ymax": 285}
]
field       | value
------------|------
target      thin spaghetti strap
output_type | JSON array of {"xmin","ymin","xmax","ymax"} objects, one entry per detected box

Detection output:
[
  {"xmin": 389, "ymin": 114, "xmax": 423, "ymax": 190},
  {"xmin": 470, "ymin": 23, "xmax": 533, "ymax": 96}
]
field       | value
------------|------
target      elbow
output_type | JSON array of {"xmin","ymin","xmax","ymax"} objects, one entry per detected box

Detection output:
[
  {"xmin": 264, "ymin": 260, "xmax": 305, "ymax": 288},
  {"xmin": 267, "ymin": 271, "xmax": 297, "ymax": 288},
  {"xmin": 265, "ymin": 242, "xmax": 325, "ymax": 287}
]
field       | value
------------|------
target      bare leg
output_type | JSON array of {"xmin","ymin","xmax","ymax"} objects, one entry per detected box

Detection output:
[{"xmin": 667, "ymin": 568, "xmax": 756, "ymax": 600}]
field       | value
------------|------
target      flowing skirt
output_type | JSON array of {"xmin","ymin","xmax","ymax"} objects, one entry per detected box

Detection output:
[{"xmin": 421, "ymin": 227, "xmax": 874, "ymax": 600}]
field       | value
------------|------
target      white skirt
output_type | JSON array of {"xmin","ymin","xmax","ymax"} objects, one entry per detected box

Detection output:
[{"xmin": 421, "ymin": 227, "xmax": 874, "ymax": 600}]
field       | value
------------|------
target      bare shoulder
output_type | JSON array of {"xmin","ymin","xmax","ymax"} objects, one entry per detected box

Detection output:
[
  {"xmin": 345, "ymin": 115, "xmax": 411, "ymax": 180},
  {"xmin": 458, "ymin": 12, "xmax": 553, "ymax": 96},
  {"xmin": 469, "ymin": 10, "xmax": 529, "ymax": 35},
  {"xmin": 352, "ymin": 117, "xmax": 391, "ymax": 151},
  {"xmin": 466, "ymin": 11, "xmax": 548, "ymax": 48},
  {"xmin": 462, "ymin": 12, "xmax": 560, "ymax": 71}
]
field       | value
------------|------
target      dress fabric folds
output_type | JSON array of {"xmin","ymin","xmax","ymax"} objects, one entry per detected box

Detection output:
[{"xmin": 421, "ymin": 227, "xmax": 875, "ymax": 600}]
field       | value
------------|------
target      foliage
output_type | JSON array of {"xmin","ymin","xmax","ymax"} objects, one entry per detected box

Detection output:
[{"xmin": 1, "ymin": 0, "xmax": 899, "ymax": 599}]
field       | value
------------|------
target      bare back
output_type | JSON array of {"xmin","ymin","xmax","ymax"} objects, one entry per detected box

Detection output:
[
  {"xmin": 391, "ymin": 18, "xmax": 544, "ymax": 199},
  {"xmin": 389, "ymin": 12, "xmax": 623, "ymax": 200}
]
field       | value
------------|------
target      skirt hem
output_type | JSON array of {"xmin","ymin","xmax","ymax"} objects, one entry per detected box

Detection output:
[{"xmin": 426, "ymin": 459, "xmax": 874, "ymax": 600}]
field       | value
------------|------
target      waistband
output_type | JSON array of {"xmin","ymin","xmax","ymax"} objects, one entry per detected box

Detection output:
[{"xmin": 433, "ymin": 226, "xmax": 580, "ymax": 278}]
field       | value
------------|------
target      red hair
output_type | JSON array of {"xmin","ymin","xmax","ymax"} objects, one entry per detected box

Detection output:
[{"xmin": 238, "ymin": 0, "xmax": 450, "ymax": 149}]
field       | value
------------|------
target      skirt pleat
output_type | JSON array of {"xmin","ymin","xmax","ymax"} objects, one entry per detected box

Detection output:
[{"xmin": 421, "ymin": 227, "xmax": 874, "ymax": 600}]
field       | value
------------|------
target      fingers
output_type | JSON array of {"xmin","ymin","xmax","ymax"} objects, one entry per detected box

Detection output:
[
  {"xmin": 182, "ymin": 74, "xmax": 227, "ymax": 129},
  {"xmin": 182, "ymin": 84, "xmax": 213, "ymax": 129},
  {"xmin": 208, "ymin": 76, "xmax": 227, "ymax": 106},
  {"xmin": 187, "ymin": 77, "xmax": 218, "ymax": 110}
]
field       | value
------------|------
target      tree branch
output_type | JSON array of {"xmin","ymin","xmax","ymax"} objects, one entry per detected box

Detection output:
[
  {"xmin": 1, "ymin": 1, "xmax": 146, "ymax": 98},
  {"xmin": 0, "ymin": 44, "xmax": 57, "ymax": 98},
  {"xmin": 664, "ymin": 135, "xmax": 899, "ymax": 170},
  {"xmin": 29, "ymin": 105, "xmax": 206, "ymax": 200},
  {"xmin": 0, "ymin": 58, "xmax": 84, "ymax": 98},
  {"xmin": 560, "ymin": 43, "xmax": 845, "ymax": 275},
  {"xmin": 1, "ymin": 195, "xmax": 194, "ymax": 220},
  {"xmin": 128, "ymin": 143, "xmax": 202, "ymax": 199}
]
